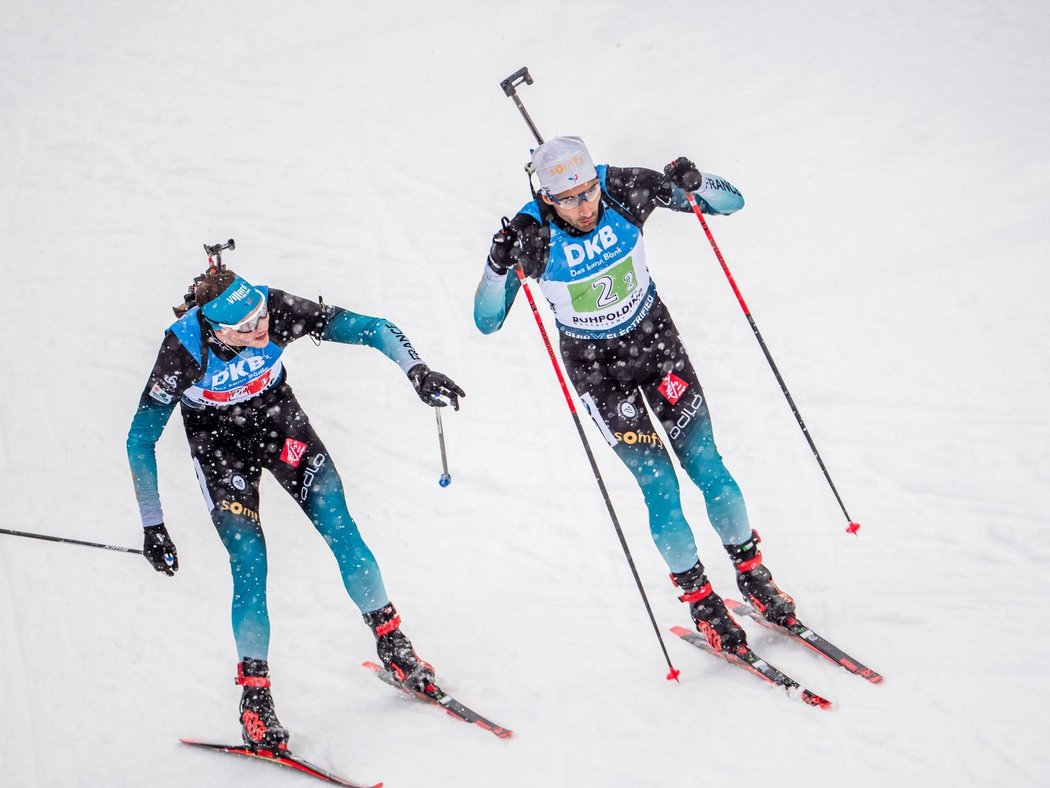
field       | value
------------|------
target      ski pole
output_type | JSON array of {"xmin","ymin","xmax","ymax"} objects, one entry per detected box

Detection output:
[
  {"xmin": 501, "ymin": 68, "xmax": 680, "ymax": 681},
  {"xmin": 0, "ymin": 527, "xmax": 142, "ymax": 554},
  {"xmin": 511, "ymin": 264, "xmax": 679, "ymax": 681},
  {"xmin": 435, "ymin": 407, "xmax": 452, "ymax": 487},
  {"xmin": 683, "ymin": 193, "xmax": 861, "ymax": 536}
]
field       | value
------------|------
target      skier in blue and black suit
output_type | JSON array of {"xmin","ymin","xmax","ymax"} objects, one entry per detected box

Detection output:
[
  {"xmin": 127, "ymin": 261, "xmax": 464, "ymax": 753},
  {"xmin": 474, "ymin": 136, "xmax": 798, "ymax": 656}
]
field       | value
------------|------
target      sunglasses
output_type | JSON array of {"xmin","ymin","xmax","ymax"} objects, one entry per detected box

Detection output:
[
  {"xmin": 212, "ymin": 300, "xmax": 269, "ymax": 333},
  {"xmin": 547, "ymin": 180, "xmax": 601, "ymax": 209}
]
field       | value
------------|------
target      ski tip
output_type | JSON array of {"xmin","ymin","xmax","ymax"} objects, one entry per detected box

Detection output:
[
  {"xmin": 801, "ymin": 690, "xmax": 834, "ymax": 710},
  {"xmin": 669, "ymin": 625, "xmax": 691, "ymax": 637},
  {"xmin": 846, "ymin": 521, "xmax": 861, "ymax": 536}
]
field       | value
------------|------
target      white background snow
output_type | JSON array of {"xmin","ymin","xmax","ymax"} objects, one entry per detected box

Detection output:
[{"xmin": 1, "ymin": 2, "xmax": 1048, "ymax": 786}]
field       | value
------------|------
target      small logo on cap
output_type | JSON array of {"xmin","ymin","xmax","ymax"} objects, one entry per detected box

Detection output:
[{"xmin": 226, "ymin": 283, "xmax": 251, "ymax": 304}]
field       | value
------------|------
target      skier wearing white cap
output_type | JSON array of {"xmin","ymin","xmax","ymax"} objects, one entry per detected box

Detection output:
[{"xmin": 474, "ymin": 136, "xmax": 797, "ymax": 655}]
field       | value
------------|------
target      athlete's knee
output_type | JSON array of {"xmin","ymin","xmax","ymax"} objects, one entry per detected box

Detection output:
[{"xmin": 213, "ymin": 511, "xmax": 267, "ymax": 564}]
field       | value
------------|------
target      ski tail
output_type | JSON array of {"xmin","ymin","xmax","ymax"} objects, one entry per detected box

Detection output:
[
  {"xmin": 363, "ymin": 661, "xmax": 513, "ymax": 739},
  {"xmin": 180, "ymin": 738, "xmax": 382, "ymax": 787},
  {"xmin": 670, "ymin": 626, "xmax": 832, "ymax": 710},
  {"xmin": 724, "ymin": 599, "xmax": 884, "ymax": 684}
]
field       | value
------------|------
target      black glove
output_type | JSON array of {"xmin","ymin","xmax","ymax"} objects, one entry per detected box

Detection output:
[
  {"xmin": 664, "ymin": 156, "xmax": 703, "ymax": 192},
  {"xmin": 408, "ymin": 364, "xmax": 465, "ymax": 410},
  {"xmin": 487, "ymin": 220, "xmax": 520, "ymax": 274},
  {"xmin": 517, "ymin": 223, "xmax": 551, "ymax": 279},
  {"xmin": 143, "ymin": 523, "xmax": 179, "ymax": 576},
  {"xmin": 487, "ymin": 218, "xmax": 550, "ymax": 279}
]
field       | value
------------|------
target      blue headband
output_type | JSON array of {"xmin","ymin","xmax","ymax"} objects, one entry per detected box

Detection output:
[{"xmin": 200, "ymin": 277, "xmax": 264, "ymax": 325}]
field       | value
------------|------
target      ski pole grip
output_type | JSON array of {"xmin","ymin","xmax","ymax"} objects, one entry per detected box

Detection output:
[{"xmin": 500, "ymin": 67, "xmax": 533, "ymax": 97}]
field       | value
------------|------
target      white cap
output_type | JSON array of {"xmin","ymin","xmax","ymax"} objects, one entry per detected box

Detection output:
[{"xmin": 532, "ymin": 136, "xmax": 597, "ymax": 196}]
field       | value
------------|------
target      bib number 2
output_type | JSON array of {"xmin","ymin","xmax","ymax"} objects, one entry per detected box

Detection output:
[
  {"xmin": 592, "ymin": 270, "xmax": 636, "ymax": 308},
  {"xmin": 569, "ymin": 256, "xmax": 639, "ymax": 313}
]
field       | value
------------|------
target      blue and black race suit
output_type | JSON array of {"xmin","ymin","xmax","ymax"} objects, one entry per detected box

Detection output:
[
  {"xmin": 474, "ymin": 164, "xmax": 752, "ymax": 574},
  {"xmin": 127, "ymin": 289, "xmax": 424, "ymax": 660}
]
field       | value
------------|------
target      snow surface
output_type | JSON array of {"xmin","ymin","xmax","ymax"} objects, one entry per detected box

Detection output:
[{"xmin": 2, "ymin": 2, "xmax": 1048, "ymax": 786}]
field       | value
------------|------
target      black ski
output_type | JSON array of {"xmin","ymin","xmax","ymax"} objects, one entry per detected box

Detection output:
[
  {"xmin": 180, "ymin": 738, "xmax": 381, "ymax": 787},
  {"xmin": 670, "ymin": 626, "xmax": 832, "ymax": 709},
  {"xmin": 363, "ymin": 661, "xmax": 513, "ymax": 739},
  {"xmin": 725, "ymin": 599, "xmax": 883, "ymax": 684}
]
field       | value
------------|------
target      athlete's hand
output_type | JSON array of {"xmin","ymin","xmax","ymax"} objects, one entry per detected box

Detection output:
[
  {"xmin": 143, "ymin": 523, "xmax": 179, "ymax": 576},
  {"xmin": 664, "ymin": 157, "xmax": 703, "ymax": 192},
  {"xmin": 487, "ymin": 219, "xmax": 519, "ymax": 274},
  {"xmin": 408, "ymin": 364, "xmax": 465, "ymax": 411},
  {"xmin": 517, "ymin": 223, "xmax": 550, "ymax": 279}
]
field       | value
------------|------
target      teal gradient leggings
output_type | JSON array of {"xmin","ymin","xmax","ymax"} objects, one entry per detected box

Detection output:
[
  {"xmin": 562, "ymin": 298, "xmax": 751, "ymax": 574},
  {"xmin": 183, "ymin": 382, "xmax": 389, "ymax": 660}
]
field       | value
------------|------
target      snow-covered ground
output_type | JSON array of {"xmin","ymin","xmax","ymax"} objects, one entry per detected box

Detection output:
[{"xmin": 2, "ymin": 2, "xmax": 1048, "ymax": 786}]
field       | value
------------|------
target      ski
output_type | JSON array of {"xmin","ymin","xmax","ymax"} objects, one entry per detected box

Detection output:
[
  {"xmin": 725, "ymin": 599, "xmax": 883, "ymax": 684},
  {"xmin": 670, "ymin": 626, "xmax": 832, "ymax": 709},
  {"xmin": 363, "ymin": 661, "xmax": 513, "ymax": 739},
  {"xmin": 180, "ymin": 738, "xmax": 381, "ymax": 787}
]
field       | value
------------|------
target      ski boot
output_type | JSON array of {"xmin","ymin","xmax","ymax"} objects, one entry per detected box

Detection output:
[
  {"xmin": 236, "ymin": 658, "xmax": 290, "ymax": 753},
  {"xmin": 671, "ymin": 561, "xmax": 747, "ymax": 653},
  {"xmin": 363, "ymin": 602, "xmax": 437, "ymax": 694},
  {"xmin": 726, "ymin": 530, "xmax": 796, "ymax": 626}
]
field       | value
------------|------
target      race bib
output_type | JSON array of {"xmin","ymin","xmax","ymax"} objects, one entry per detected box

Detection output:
[{"xmin": 567, "ymin": 256, "xmax": 640, "ymax": 313}]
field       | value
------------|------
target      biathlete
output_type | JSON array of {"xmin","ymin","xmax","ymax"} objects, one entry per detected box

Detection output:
[
  {"xmin": 127, "ymin": 254, "xmax": 464, "ymax": 753},
  {"xmin": 473, "ymin": 136, "xmax": 797, "ymax": 654}
]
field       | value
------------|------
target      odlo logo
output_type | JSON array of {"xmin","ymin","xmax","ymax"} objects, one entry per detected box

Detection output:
[
  {"xmin": 300, "ymin": 453, "xmax": 327, "ymax": 503},
  {"xmin": 669, "ymin": 393, "xmax": 706, "ymax": 441}
]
